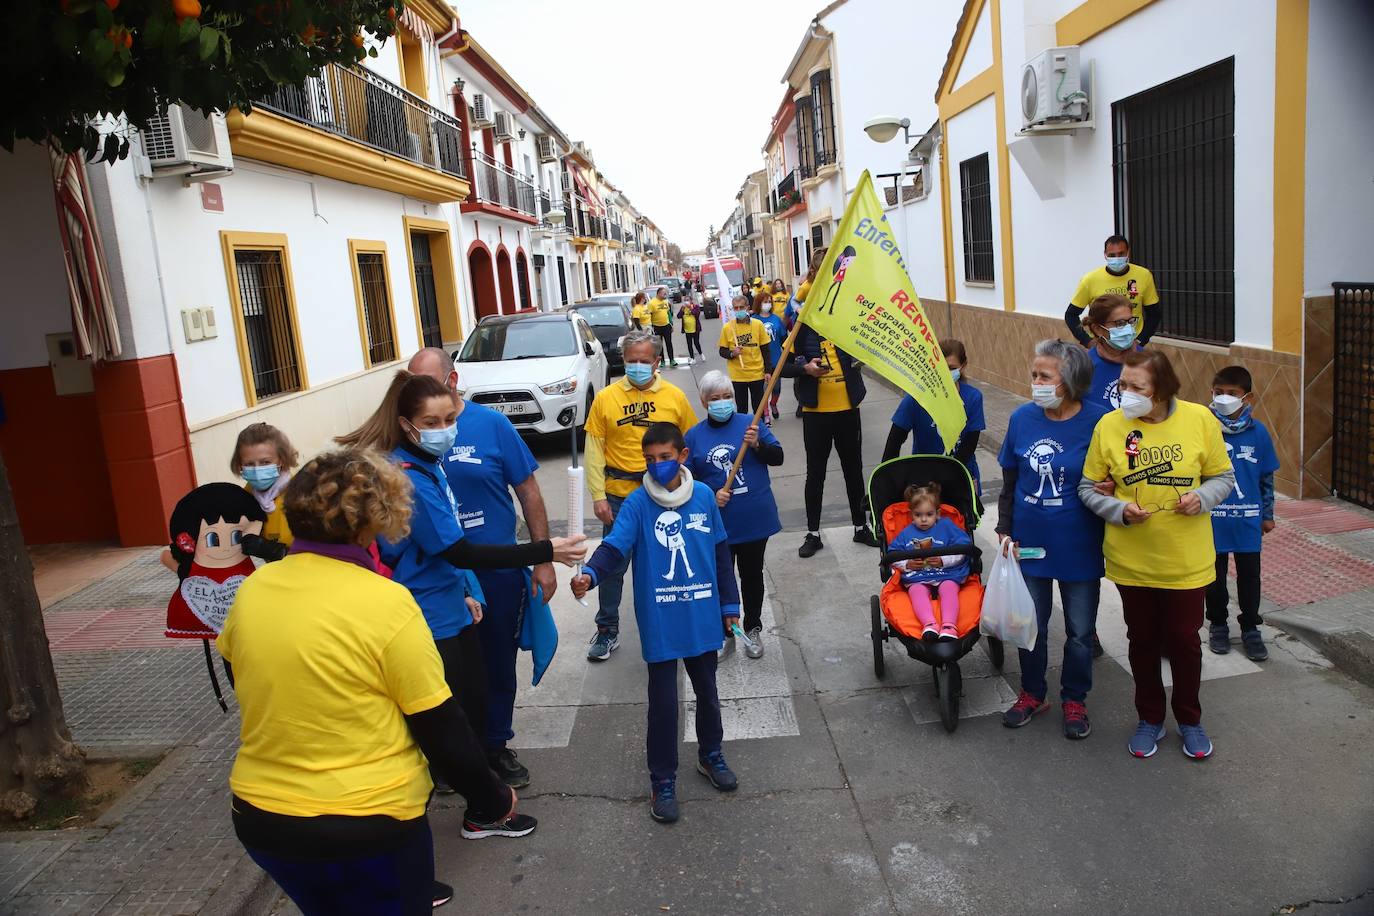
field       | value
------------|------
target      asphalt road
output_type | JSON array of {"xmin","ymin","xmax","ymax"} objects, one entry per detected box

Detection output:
[{"xmin": 309, "ymin": 313, "xmax": 1374, "ymax": 914}]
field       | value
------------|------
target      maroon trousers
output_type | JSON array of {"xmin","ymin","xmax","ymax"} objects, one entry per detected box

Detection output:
[{"xmin": 1116, "ymin": 584, "xmax": 1208, "ymax": 726}]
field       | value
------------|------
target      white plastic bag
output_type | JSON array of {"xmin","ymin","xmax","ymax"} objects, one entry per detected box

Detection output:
[{"xmin": 980, "ymin": 541, "xmax": 1038, "ymax": 652}]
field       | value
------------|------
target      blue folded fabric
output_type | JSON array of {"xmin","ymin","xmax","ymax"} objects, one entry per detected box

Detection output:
[{"xmin": 517, "ymin": 569, "xmax": 558, "ymax": 686}]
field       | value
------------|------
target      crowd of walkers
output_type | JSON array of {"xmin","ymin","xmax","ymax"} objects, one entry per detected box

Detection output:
[{"xmin": 212, "ymin": 233, "xmax": 1274, "ymax": 913}]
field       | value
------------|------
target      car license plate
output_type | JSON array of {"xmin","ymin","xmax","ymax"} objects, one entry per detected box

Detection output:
[{"xmin": 495, "ymin": 402, "xmax": 528, "ymax": 415}]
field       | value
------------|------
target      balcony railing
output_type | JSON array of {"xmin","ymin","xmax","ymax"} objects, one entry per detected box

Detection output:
[
  {"xmin": 258, "ymin": 63, "xmax": 465, "ymax": 179},
  {"xmin": 470, "ymin": 149, "xmax": 537, "ymax": 216},
  {"xmin": 744, "ymin": 213, "xmax": 758, "ymax": 237},
  {"xmin": 771, "ymin": 169, "xmax": 801, "ymax": 214},
  {"xmin": 611, "ymin": 223, "xmax": 623, "ymax": 243}
]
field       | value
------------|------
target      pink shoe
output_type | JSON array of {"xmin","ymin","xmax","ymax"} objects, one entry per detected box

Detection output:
[
  {"xmin": 921, "ymin": 624, "xmax": 939, "ymax": 641},
  {"xmin": 938, "ymin": 624, "xmax": 959, "ymax": 642}
]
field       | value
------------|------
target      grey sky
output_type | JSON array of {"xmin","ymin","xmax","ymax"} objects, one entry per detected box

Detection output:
[{"xmin": 455, "ymin": 0, "xmax": 817, "ymax": 248}]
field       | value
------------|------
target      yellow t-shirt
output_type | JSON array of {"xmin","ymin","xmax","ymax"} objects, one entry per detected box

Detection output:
[
  {"xmin": 681, "ymin": 309, "xmax": 697, "ymax": 334},
  {"xmin": 718, "ymin": 318, "xmax": 771, "ymax": 383},
  {"xmin": 1069, "ymin": 264, "xmax": 1160, "ymax": 327},
  {"xmin": 771, "ymin": 290, "xmax": 789, "ymax": 310},
  {"xmin": 631, "ymin": 302, "xmax": 649, "ymax": 326},
  {"xmin": 649, "ymin": 298, "xmax": 671, "ymax": 327},
  {"xmin": 218, "ymin": 553, "xmax": 451, "ymax": 819},
  {"xmin": 796, "ymin": 279, "xmax": 813, "ymax": 304},
  {"xmin": 585, "ymin": 376, "xmax": 699, "ymax": 498},
  {"xmin": 1082, "ymin": 399, "xmax": 1231, "ymax": 589},
  {"xmin": 805, "ymin": 339, "xmax": 852, "ymax": 413}
]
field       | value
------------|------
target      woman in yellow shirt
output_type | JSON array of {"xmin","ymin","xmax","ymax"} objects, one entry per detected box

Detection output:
[
  {"xmin": 1078, "ymin": 350, "xmax": 1234, "ymax": 762},
  {"xmin": 717, "ymin": 294, "xmax": 773, "ymax": 415},
  {"xmin": 677, "ymin": 296, "xmax": 703, "ymax": 364},
  {"xmin": 219, "ymin": 449, "xmax": 529, "ymax": 913}
]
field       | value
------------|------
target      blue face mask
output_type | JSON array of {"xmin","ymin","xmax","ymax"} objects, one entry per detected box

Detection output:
[
  {"xmin": 242, "ymin": 464, "xmax": 279, "ymax": 491},
  {"xmin": 625, "ymin": 362, "xmax": 655, "ymax": 386},
  {"xmin": 647, "ymin": 458, "xmax": 680, "ymax": 487},
  {"xmin": 735, "ymin": 310, "xmax": 749, "ymax": 321},
  {"xmin": 949, "ymin": 367, "xmax": 961, "ymax": 382},
  {"xmin": 415, "ymin": 423, "xmax": 457, "ymax": 458},
  {"xmin": 707, "ymin": 399, "xmax": 736, "ymax": 421},
  {"xmin": 1106, "ymin": 256, "xmax": 1129, "ymax": 272},
  {"xmin": 1107, "ymin": 325, "xmax": 1138, "ymax": 350}
]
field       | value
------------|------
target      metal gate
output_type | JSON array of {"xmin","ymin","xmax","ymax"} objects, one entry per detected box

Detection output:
[
  {"xmin": 410, "ymin": 231, "xmax": 442, "ymax": 348},
  {"xmin": 1332, "ymin": 282, "xmax": 1374, "ymax": 509}
]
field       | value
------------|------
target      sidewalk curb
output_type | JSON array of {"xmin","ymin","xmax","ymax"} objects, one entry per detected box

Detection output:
[{"xmin": 1266, "ymin": 608, "xmax": 1374, "ymax": 690}]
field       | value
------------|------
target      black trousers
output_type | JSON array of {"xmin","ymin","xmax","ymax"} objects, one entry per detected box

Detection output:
[
  {"xmin": 684, "ymin": 331, "xmax": 702, "ymax": 359},
  {"xmin": 729, "ymin": 538, "xmax": 769, "ymax": 632},
  {"xmin": 654, "ymin": 325, "xmax": 675, "ymax": 361},
  {"xmin": 733, "ymin": 380, "xmax": 765, "ymax": 416},
  {"xmin": 802, "ymin": 408, "xmax": 867, "ymax": 532},
  {"xmin": 1206, "ymin": 552, "xmax": 1263, "ymax": 630},
  {"xmin": 434, "ymin": 626, "xmax": 489, "ymax": 762}
]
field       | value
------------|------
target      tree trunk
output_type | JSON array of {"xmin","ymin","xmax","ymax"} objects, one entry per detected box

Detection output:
[{"xmin": 0, "ymin": 451, "xmax": 86, "ymax": 820}]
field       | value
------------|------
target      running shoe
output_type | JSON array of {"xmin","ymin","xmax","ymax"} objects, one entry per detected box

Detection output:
[
  {"xmin": 1002, "ymin": 691, "xmax": 1049, "ymax": 728},
  {"xmin": 1179, "ymin": 723, "xmax": 1214, "ymax": 759},
  {"xmin": 744, "ymin": 627, "xmax": 764, "ymax": 659},
  {"xmin": 586, "ymin": 630, "xmax": 619, "ymax": 661},
  {"xmin": 1208, "ymin": 624, "xmax": 1231, "ymax": 655},
  {"xmin": 1241, "ymin": 628, "xmax": 1268, "ymax": 661},
  {"xmin": 798, "ymin": 533, "xmax": 823, "ymax": 558},
  {"xmin": 432, "ymin": 881, "xmax": 454, "ymax": 908},
  {"xmin": 651, "ymin": 779, "xmax": 679, "ymax": 823},
  {"xmin": 487, "ymin": 748, "xmax": 530, "ymax": 789},
  {"xmin": 696, "ymin": 751, "xmax": 738, "ymax": 792},
  {"xmin": 1128, "ymin": 720, "xmax": 1166, "ymax": 758},
  {"xmin": 460, "ymin": 812, "xmax": 538, "ymax": 839},
  {"xmin": 852, "ymin": 526, "xmax": 879, "ymax": 547},
  {"xmin": 1062, "ymin": 700, "xmax": 1091, "ymax": 739}
]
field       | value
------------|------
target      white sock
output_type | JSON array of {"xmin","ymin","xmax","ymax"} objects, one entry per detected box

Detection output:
[{"xmin": 808, "ymin": 530, "xmax": 819, "ymax": 538}]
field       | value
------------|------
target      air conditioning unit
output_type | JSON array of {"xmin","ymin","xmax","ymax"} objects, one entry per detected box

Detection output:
[
  {"xmin": 1021, "ymin": 46, "xmax": 1088, "ymax": 129},
  {"xmin": 139, "ymin": 104, "xmax": 233, "ymax": 174},
  {"xmin": 493, "ymin": 111, "xmax": 514, "ymax": 141},
  {"xmin": 561, "ymin": 171, "xmax": 573, "ymax": 193},
  {"xmin": 472, "ymin": 93, "xmax": 494, "ymax": 128},
  {"xmin": 536, "ymin": 134, "xmax": 557, "ymax": 162}
]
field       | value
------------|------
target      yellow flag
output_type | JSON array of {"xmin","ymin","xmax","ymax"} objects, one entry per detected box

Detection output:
[{"xmin": 799, "ymin": 171, "xmax": 965, "ymax": 451}]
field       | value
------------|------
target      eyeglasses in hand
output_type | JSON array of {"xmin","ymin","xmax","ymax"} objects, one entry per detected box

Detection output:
[{"xmin": 1135, "ymin": 484, "xmax": 1181, "ymax": 512}]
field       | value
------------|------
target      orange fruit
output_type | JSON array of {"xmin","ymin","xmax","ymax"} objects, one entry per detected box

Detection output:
[
  {"xmin": 352, "ymin": 33, "xmax": 364, "ymax": 47},
  {"xmin": 172, "ymin": 0, "xmax": 201, "ymax": 21}
]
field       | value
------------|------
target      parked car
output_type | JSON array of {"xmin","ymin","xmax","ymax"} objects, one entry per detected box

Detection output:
[
  {"xmin": 643, "ymin": 278, "xmax": 685, "ymax": 303},
  {"xmin": 453, "ymin": 311, "xmax": 607, "ymax": 437},
  {"xmin": 570, "ymin": 296, "xmax": 632, "ymax": 374}
]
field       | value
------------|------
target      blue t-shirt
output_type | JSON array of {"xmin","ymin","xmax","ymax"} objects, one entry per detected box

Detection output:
[
  {"xmin": 998, "ymin": 401, "xmax": 1109, "ymax": 582},
  {"xmin": 442, "ymin": 402, "xmax": 540, "ymax": 546},
  {"xmin": 891, "ymin": 383, "xmax": 987, "ymax": 490},
  {"xmin": 1210, "ymin": 419, "xmax": 1280, "ymax": 554},
  {"xmin": 377, "ymin": 447, "xmax": 472, "ymax": 638},
  {"xmin": 889, "ymin": 517, "xmax": 971, "ymax": 585},
  {"xmin": 1087, "ymin": 346, "xmax": 1142, "ymax": 412},
  {"xmin": 758, "ymin": 313, "xmax": 785, "ymax": 366},
  {"xmin": 684, "ymin": 416, "xmax": 783, "ymax": 545},
  {"xmin": 601, "ymin": 482, "xmax": 731, "ymax": 663}
]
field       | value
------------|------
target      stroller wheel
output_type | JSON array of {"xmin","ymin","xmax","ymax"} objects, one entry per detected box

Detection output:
[
  {"xmin": 935, "ymin": 663, "xmax": 962, "ymax": 733},
  {"xmin": 870, "ymin": 595, "xmax": 887, "ymax": 679},
  {"xmin": 987, "ymin": 635, "xmax": 1005, "ymax": 670}
]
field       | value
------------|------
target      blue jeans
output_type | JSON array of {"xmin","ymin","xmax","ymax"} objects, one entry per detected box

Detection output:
[
  {"xmin": 1018, "ymin": 575, "xmax": 1100, "ymax": 704},
  {"xmin": 475, "ymin": 567, "xmax": 525, "ymax": 751},
  {"xmin": 595, "ymin": 493, "xmax": 629, "ymax": 635},
  {"xmin": 646, "ymin": 651, "xmax": 722, "ymax": 783}
]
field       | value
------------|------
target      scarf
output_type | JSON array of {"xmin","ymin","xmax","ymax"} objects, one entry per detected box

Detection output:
[
  {"xmin": 641, "ymin": 465, "xmax": 695, "ymax": 509},
  {"xmin": 1217, "ymin": 406, "xmax": 1254, "ymax": 435},
  {"xmin": 288, "ymin": 538, "xmax": 377, "ymax": 572},
  {"xmin": 251, "ymin": 472, "xmax": 291, "ymax": 514}
]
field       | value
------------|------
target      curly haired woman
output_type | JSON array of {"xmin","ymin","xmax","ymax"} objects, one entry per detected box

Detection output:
[{"xmin": 219, "ymin": 449, "xmax": 525, "ymax": 913}]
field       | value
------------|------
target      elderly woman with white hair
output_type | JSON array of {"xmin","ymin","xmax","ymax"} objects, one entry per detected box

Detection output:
[
  {"xmin": 684, "ymin": 370, "xmax": 785, "ymax": 659},
  {"xmin": 994, "ymin": 340, "xmax": 1110, "ymax": 740}
]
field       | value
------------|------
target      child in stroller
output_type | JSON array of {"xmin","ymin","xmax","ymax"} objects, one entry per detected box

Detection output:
[{"xmin": 889, "ymin": 482, "xmax": 972, "ymax": 641}]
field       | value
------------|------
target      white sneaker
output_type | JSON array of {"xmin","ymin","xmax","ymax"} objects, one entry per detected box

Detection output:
[{"xmin": 744, "ymin": 627, "xmax": 764, "ymax": 659}]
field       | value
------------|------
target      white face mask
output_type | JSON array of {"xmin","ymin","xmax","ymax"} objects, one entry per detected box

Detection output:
[
  {"xmin": 1210, "ymin": 394, "xmax": 1243, "ymax": 417},
  {"xmin": 1030, "ymin": 384, "xmax": 1063, "ymax": 410},
  {"xmin": 1120, "ymin": 390, "xmax": 1153, "ymax": 419}
]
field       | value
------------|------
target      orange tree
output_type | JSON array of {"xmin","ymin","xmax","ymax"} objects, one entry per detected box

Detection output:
[{"xmin": 2, "ymin": 0, "xmax": 402, "ymax": 161}]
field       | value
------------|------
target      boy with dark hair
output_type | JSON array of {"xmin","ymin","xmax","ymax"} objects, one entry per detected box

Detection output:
[
  {"xmin": 571, "ymin": 422, "xmax": 741, "ymax": 823},
  {"xmin": 1207, "ymin": 365, "xmax": 1279, "ymax": 661}
]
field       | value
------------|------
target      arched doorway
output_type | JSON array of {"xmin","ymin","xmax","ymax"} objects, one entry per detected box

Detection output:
[
  {"xmin": 468, "ymin": 245, "xmax": 498, "ymax": 320},
  {"xmin": 496, "ymin": 248, "xmax": 516, "ymax": 314},
  {"xmin": 515, "ymin": 251, "xmax": 532, "ymax": 310}
]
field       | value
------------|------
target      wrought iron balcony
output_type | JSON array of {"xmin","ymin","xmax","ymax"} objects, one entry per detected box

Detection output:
[
  {"xmin": 257, "ymin": 63, "xmax": 465, "ymax": 179},
  {"xmin": 772, "ymin": 169, "xmax": 802, "ymax": 214},
  {"xmin": 470, "ymin": 149, "xmax": 538, "ymax": 216}
]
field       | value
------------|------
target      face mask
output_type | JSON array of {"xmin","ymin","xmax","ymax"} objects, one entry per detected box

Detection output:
[
  {"xmin": 949, "ymin": 367, "xmax": 962, "ymax": 382},
  {"xmin": 707, "ymin": 399, "xmax": 736, "ymax": 421},
  {"xmin": 1120, "ymin": 391, "xmax": 1153, "ymax": 419},
  {"xmin": 1210, "ymin": 394, "xmax": 1243, "ymax": 417},
  {"xmin": 647, "ymin": 458, "xmax": 680, "ymax": 487},
  {"xmin": 1107, "ymin": 325, "xmax": 1138, "ymax": 350},
  {"xmin": 625, "ymin": 362, "xmax": 655, "ymax": 386},
  {"xmin": 415, "ymin": 423, "xmax": 457, "ymax": 458},
  {"xmin": 1106, "ymin": 256, "xmax": 1129, "ymax": 272},
  {"xmin": 761, "ymin": 303, "xmax": 773, "ymax": 314},
  {"xmin": 1030, "ymin": 384, "xmax": 1063, "ymax": 410},
  {"xmin": 735, "ymin": 310, "xmax": 749, "ymax": 321},
  {"xmin": 242, "ymin": 464, "xmax": 280, "ymax": 491}
]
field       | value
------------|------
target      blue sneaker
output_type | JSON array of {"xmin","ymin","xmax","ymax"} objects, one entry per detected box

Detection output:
[
  {"xmin": 1179, "ymin": 723, "xmax": 1214, "ymax": 760},
  {"xmin": 1128, "ymin": 720, "xmax": 1166, "ymax": 758},
  {"xmin": 696, "ymin": 750, "xmax": 738, "ymax": 792},
  {"xmin": 586, "ymin": 631, "xmax": 619, "ymax": 662},
  {"xmin": 650, "ymin": 779, "xmax": 679, "ymax": 823}
]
